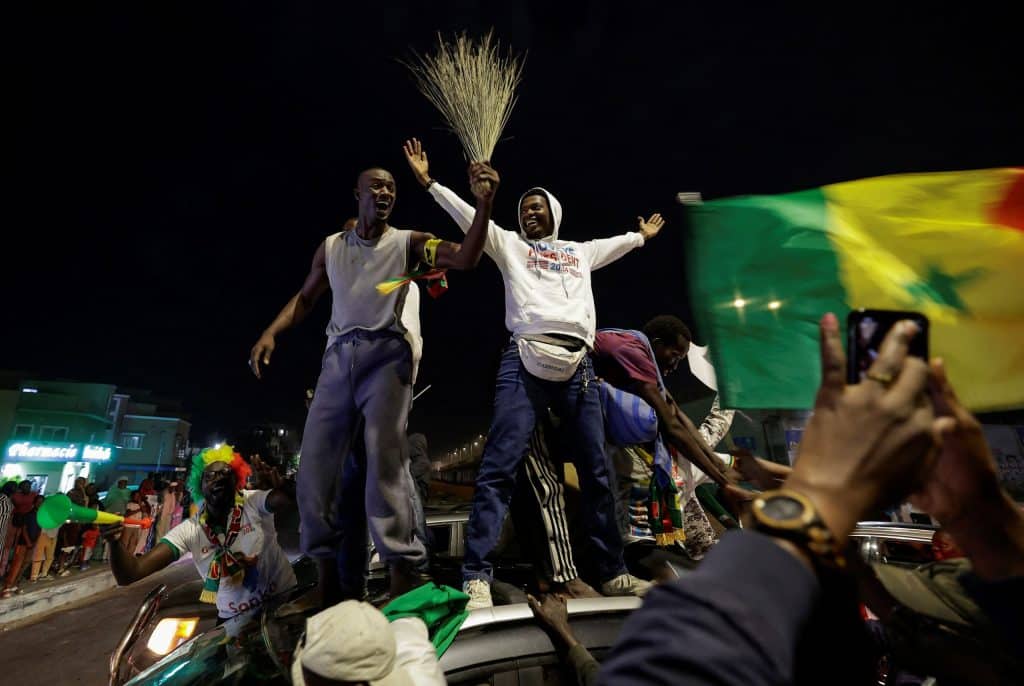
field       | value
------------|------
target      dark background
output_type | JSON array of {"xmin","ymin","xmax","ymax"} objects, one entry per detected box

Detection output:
[{"xmin": 8, "ymin": 2, "xmax": 1021, "ymax": 451}]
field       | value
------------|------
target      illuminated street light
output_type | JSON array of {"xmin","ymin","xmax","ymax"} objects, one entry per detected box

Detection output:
[
  {"xmin": 768, "ymin": 300, "xmax": 782, "ymax": 310},
  {"xmin": 733, "ymin": 298, "xmax": 746, "ymax": 308}
]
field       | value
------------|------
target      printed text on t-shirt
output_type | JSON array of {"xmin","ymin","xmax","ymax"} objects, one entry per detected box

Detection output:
[{"xmin": 526, "ymin": 243, "xmax": 581, "ymax": 278}]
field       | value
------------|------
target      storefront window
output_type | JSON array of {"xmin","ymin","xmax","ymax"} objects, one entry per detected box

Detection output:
[
  {"xmin": 59, "ymin": 462, "xmax": 91, "ymax": 492},
  {"xmin": 27, "ymin": 474, "xmax": 49, "ymax": 495}
]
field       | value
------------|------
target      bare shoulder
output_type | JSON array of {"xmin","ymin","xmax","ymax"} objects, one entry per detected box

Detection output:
[
  {"xmin": 408, "ymin": 229, "xmax": 438, "ymax": 243},
  {"xmin": 312, "ymin": 238, "xmax": 329, "ymax": 266}
]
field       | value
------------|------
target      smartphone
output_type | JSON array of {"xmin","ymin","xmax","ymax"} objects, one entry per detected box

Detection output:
[{"xmin": 846, "ymin": 309, "xmax": 929, "ymax": 384}]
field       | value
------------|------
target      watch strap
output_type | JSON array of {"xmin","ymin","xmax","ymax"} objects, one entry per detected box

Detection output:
[{"xmin": 752, "ymin": 489, "xmax": 847, "ymax": 570}]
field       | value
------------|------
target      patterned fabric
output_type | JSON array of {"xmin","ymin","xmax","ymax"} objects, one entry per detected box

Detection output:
[
  {"xmin": 646, "ymin": 452, "xmax": 686, "ymax": 546},
  {"xmin": 198, "ymin": 505, "xmax": 245, "ymax": 603},
  {"xmin": 519, "ymin": 327, "xmax": 736, "ymax": 581},
  {"xmin": 619, "ymin": 446, "xmax": 685, "ymax": 545},
  {"xmin": 680, "ymin": 494, "xmax": 718, "ymax": 561},
  {"xmin": 615, "ymin": 398, "xmax": 733, "ymax": 547},
  {"xmin": 521, "ymin": 423, "xmax": 578, "ymax": 583},
  {"xmin": 596, "ymin": 329, "xmax": 676, "ymax": 503},
  {"xmin": 376, "ymin": 265, "xmax": 449, "ymax": 298},
  {"xmin": 696, "ymin": 396, "xmax": 735, "ymax": 447},
  {"xmin": 0, "ymin": 494, "xmax": 12, "ymax": 573}
]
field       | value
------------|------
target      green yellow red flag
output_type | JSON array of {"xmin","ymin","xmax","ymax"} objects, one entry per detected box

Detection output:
[{"xmin": 686, "ymin": 168, "xmax": 1024, "ymax": 411}]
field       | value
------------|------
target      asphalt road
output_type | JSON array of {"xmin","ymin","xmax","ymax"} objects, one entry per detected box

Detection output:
[
  {"xmin": 0, "ymin": 561, "xmax": 196, "ymax": 686},
  {"xmin": 1, "ymin": 510, "xmax": 301, "ymax": 686}
]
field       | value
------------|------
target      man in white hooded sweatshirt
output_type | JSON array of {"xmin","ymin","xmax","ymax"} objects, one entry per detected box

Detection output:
[{"xmin": 404, "ymin": 139, "xmax": 663, "ymax": 608}]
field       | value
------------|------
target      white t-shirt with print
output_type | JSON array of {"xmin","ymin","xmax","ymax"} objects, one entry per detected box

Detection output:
[{"xmin": 161, "ymin": 490, "xmax": 297, "ymax": 618}]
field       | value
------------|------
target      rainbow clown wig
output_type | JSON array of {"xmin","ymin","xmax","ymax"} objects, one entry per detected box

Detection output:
[{"xmin": 187, "ymin": 444, "xmax": 252, "ymax": 505}]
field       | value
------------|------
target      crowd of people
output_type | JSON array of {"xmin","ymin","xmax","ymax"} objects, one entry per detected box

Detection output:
[
  {"xmin": 104, "ymin": 448, "xmax": 296, "ymax": 622},
  {"xmin": 278, "ymin": 317, "xmax": 1023, "ymax": 686},
  {"xmin": 235, "ymin": 139, "xmax": 1022, "ymax": 685},
  {"xmin": 0, "ymin": 473, "xmax": 188, "ymax": 599},
  {"xmin": 12, "ymin": 134, "xmax": 1007, "ymax": 684}
]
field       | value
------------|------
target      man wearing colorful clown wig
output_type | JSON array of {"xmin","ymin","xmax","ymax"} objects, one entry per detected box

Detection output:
[{"xmin": 104, "ymin": 446, "xmax": 297, "ymax": 620}]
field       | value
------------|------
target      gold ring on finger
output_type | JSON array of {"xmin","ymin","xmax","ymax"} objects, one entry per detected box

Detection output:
[{"xmin": 865, "ymin": 370, "xmax": 894, "ymax": 386}]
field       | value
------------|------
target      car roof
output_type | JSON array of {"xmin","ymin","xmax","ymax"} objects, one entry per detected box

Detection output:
[
  {"xmin": 851, "ymin": 521, "xmax": 937, "ymax": 543},
  {"xmin": 440, "ymin": 597, "xmax": 640, "ymax": 679},
  {"xmin": 458, "ymin": 596, "xmax": 640, "ymax": 631}
]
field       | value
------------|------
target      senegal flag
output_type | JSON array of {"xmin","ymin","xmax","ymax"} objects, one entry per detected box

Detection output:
[{"xmin": 686, "ymin": 168, "xmax": 1023, "ymax": 411}]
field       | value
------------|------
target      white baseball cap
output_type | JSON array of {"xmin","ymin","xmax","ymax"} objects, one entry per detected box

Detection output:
[{"xmin": 291, "ymin": 601, "xmax": 413, "ymax": 686}]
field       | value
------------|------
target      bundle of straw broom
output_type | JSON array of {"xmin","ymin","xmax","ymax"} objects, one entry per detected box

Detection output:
[{"xmin": 403, "ymin": 31, "xmax": 524, "ymax": 195}]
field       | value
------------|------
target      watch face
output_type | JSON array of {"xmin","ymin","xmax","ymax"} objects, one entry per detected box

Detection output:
[{"xmin": 761, "ymin": 495, "xmax": 805, "ymax": 521}]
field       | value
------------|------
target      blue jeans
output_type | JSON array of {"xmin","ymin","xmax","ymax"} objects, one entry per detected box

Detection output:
[{"xmin": 463, "ymin": 342, "xmax": 626, "ymax": 583}]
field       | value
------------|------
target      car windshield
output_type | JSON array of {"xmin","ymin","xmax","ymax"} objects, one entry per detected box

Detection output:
[{"xmin": 124, "ymin": 583, "xmax": 313, "ymax": 686}]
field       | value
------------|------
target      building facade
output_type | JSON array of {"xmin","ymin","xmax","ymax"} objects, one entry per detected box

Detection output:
[
  {"xmin": 0, "ymin": 376, "xmax": 191, "ymax": 494},
  {"xmin": 236, "ymin": 422, "xmax": 300, "ymax": 473}
]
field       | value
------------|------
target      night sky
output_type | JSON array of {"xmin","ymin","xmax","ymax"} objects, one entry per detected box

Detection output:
[{"xmin": 8, "ymin": 3, "xmax": 1021, "ymax": 452}]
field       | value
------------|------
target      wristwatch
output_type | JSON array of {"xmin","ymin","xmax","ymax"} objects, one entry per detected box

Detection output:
[{"xmin": 750, "ymin": 489, "xmax": 846, "ymax": 569}]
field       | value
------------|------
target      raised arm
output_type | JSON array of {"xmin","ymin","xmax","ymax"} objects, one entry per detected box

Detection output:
[
  {"xmin": 655, "ymin": 387, "xmax": 737, "ymax": 489},
  {"xmin": 582, "ymin": 214, "xmax": 664, "ymax": 270},
  {"xmin": 404, "ymin": 138, "xmax": 504, "ymax": 258},
  {"xmin": 409, "ymin": 161, "xmax": 499, "ymax": 271},
  {"xmin": 103, "ymin": 524, "xmax": 176, "ymax": 585},
  {"xmin": 251, "ymin": 456, "xmax": 296, "ymax": 514},
  {"xmin": 600, "ymin": 315, "xmax": 943, "ymax": 686},
  {"xmin": 629, "ymin": 381, "xmax": 733, "ymax": 488},
  {"xmin": 249, "ymin": 241, "xmax": 330, "ymax": 379}
]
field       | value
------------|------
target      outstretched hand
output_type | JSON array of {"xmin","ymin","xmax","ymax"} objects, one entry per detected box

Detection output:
[
  {"xmin": 731, "ymin": 449, "xmax": 790, "ymax": 490},
  {"xmin": 638, "ymin": 213, "xmax": 665, "ymax": 241},
  {"xmin": 249, "ymin": 334, "xmax": 275, "ymax": 380},
  {"xmin": 910, "ymin": 359, "xmax": 1002, "ymax": 527},
  {"xmin": 403, "ymin": 138, "xmax": 432, "ymax": 187},
  {"xmin": 251, "ymin": 455, "xmax": 284, "ymax": 491},
  {"xmin": 910, "ymin": 359, "xmax": 1024, "ymax": 580},
  {"xmin": 721, "ymin": 482, "xmax": 758, "ymax": 520},
  {"xmin": 101, "ymin": 523, "xmax": 124, "ymax": 543},
  {"xmin": 784, "ymin": 314, "xmax": 948, "ymax": 540},
  {"xmin": 527, "ymin": 593, "xmax": 575, "ymax": 645}
]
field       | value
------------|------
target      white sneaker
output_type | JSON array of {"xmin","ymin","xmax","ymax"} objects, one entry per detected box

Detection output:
[
  {"xmin": 601, "ymin": 573, "xmax": 653, "ymax": 598},
  {"xmin": 462, "ymin": 579, "xmax": 493, "ymax": 610}
]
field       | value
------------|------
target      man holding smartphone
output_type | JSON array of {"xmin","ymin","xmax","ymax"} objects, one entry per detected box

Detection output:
[{"xmin": 848, "ymin": 310, "xmax": 929, "ymax": 384}]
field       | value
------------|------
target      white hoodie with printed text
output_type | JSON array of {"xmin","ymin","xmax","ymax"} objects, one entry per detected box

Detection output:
[{"xmin": 428, "ymin": 183, "xmax": 644, "ymax": 347}]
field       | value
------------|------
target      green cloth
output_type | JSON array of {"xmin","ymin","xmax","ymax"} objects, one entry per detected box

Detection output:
[
  {"xmin": 381, "ymin": 582, "xmax": 469, "ymax": 657},
  {"xmin": 695, "ymin": 483, "xmax": 731, "ymax": 522},
  {"xmin": 686, "ymin": 189, "xmax": 844, "ymax": 409},
  {"xmin": 103, "ymin": 486, "xmax": 133, "ymax": 516}
]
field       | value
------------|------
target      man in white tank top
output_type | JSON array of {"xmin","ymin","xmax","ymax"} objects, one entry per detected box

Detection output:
[{"xmin": 249, "ymin": 153, "xmax": 498, "ymax": 606}]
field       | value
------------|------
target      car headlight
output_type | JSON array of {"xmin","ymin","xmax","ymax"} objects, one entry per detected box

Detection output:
[{"xmin": 146, "ymin": 617, "xmax": 200, "ymax": 656}]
